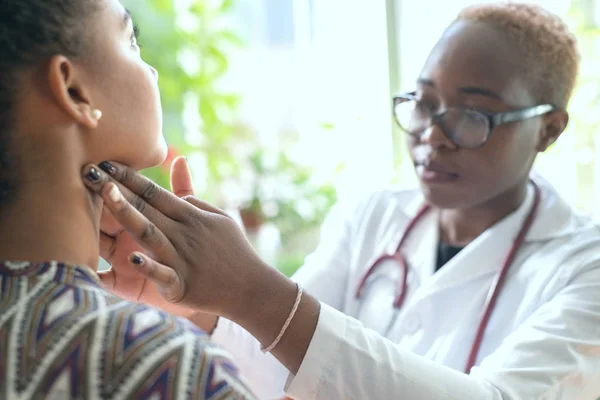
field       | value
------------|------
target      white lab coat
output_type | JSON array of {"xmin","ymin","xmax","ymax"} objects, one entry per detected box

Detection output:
[{"xmin": 213, "ymin": 176, "xmax": 600, "ymax": 400}]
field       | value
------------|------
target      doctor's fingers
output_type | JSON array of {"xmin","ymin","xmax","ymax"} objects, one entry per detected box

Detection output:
[
  {"xmin": 82, "ymin": 165, "xmax": 177, "ymax": 261},
  {"xmin": 99, "ymin": 160, "xmax": 229, "ymax": 220},
  {"xmin": 128, "ymin": 252, "xmax": 183, "ymax": 303},
  {"xmin": 182, "ymin": 195, "xmax": 230, "ymax": 217},
  {"xmin": 100, "ymin": 206, "xmax": 123, "ymax": 237},
  {"xmin": 97, "ymin": 160, "xmax": 196, "ymax": 221},
  {"xmin": 169, "ymin": 156, "xmax": 195, "ymax": 198}
]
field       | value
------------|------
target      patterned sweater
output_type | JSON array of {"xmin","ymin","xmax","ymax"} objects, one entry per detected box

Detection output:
[{"xmin": 0, "ymin": 261, "xmax": 257, "ymax": 400}]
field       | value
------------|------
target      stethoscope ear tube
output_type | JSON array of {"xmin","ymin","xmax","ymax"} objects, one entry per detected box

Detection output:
[
  {"xmin": 354, "ymin": 180, "xmax": 542, "ymax": 373},
  {"xmin": 464, "ymin": 180, "xmax": 541, "ymax": 372}
]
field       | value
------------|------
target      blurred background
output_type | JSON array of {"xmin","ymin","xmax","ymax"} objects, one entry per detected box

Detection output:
[{"xmin": 120, "ymin": 0, "xmax": 600, "ymax": 277}]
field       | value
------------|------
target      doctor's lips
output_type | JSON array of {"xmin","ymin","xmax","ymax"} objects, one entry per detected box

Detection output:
[{"xmin": 414, "ymin": 160, "xmax": 459, "ymax": 183}]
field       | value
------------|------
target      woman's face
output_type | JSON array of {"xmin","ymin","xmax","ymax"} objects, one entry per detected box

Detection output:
[
  {"xmin": 83, "ymin": 0, "xmax": 166, "ymax": 170},
  {"xmin": 407, "ymin": 20, "xmax": 548, "ymax": 209}
]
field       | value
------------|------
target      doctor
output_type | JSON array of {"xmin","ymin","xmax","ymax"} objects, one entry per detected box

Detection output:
[{"xmin": 85, "ymin": 2, "xmax": 600, "ymax": 399}]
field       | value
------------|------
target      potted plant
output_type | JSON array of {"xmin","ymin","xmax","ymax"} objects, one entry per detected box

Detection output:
[
  {"xmin": 239, "ymin": 196, "xmax": 265, "ymax": 232},
  {"xmin": 231, "ymin": 146, "xmax": 338, "ymax": 244}
]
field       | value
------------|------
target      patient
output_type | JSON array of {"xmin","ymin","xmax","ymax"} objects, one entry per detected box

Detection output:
[{"xmin": 0, "ymin": 0, "xmax": 255, "ymax": 398}]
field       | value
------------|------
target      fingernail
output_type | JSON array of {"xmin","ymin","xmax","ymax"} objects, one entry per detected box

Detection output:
[
  {"xmin": 99, "ymin": 161, "xmax": 116, "ymax": 176},
  {"xmin": 86, "ymin": 167, "xmax": 101, "ymax": 183},
  {"xmin": 131, "ymin": 254, "xmax": 144, "ymax": 265},
  {"xmin": 107, "ymin": 184, "xmax": 122, "ymax": 203}
]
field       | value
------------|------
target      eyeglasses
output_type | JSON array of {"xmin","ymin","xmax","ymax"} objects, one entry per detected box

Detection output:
[{"xmin": 392, "ymin": 92, "xmax": 556, "ymax": 148}]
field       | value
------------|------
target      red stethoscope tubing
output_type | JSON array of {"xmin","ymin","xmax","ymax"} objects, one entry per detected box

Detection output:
[{"xmin": 354, "ymin": 181, "xmax": 541, "ymax": 373}]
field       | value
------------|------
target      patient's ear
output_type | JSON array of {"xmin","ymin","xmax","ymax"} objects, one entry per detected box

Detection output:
[{"xmin": 47, "ymin": 55, "xmax": 100, "ymax": 129}]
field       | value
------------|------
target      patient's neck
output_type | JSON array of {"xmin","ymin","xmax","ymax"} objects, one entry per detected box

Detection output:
[{"xmin": 0, "ymin": 132, "xmax": 101, "ymax": 270}]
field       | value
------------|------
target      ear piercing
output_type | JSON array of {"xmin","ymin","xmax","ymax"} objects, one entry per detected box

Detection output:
[{"xmin": 92, "ymin": 109, "xmax": 103, "ymax": 121}]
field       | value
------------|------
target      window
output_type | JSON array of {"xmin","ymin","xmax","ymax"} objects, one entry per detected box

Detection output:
[{"xmin": 389, "ymin": 0, "xmax": 600, "ymax": 215}]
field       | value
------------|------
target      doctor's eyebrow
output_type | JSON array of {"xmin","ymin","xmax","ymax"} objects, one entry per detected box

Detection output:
[
  {"xmin": 457, "ymin": 86, "xmax": 502, "ymax": 99},
  {"xmin": 416, "ymin": 78, "xmax": 503, "ymax": 100}
]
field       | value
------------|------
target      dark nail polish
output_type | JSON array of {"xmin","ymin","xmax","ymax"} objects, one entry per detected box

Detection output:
[
  {"xmin": 131, "ymin": 254, "xmax": 144, "ymax": 265},
  {"xmin": 99, "ymin": 161, "xmax": 116, "ymax": 175},
  {"xmin": 86, "ymin": 167, "xmax": 101, "ymax": 182}
]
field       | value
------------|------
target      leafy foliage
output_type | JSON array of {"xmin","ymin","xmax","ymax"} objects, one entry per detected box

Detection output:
[
  {"xmin": 241, "ymin": 149, "xmax": 338, "ymax": 243},
  {"xmin": 122, "ymin": 0, "xmax": 242, "ymax": 201},
  {"xmin": 122, "ymin": 1, "xmax": 341, "ymax": 276}
]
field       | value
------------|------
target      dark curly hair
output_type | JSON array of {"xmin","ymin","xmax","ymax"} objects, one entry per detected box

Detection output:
[{"xmin": 0, "ymin": 0, "xmax": 99, "ymax": 206}]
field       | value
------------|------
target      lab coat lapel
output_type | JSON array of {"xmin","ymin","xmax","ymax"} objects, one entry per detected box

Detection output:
[
  {"xmin": 401, "ymin": 196, "xmax": 440, "ymax": 287},
  {"xmin": 409, "ymin": 184, "xmax": 536, "ymax": 303}
]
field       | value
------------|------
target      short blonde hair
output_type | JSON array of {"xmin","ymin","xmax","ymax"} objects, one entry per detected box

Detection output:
[{"xmin": 456, "ymin": 2, "xmax": 580, "ymax": 108}]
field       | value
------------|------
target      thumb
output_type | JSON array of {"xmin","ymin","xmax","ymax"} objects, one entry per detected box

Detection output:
[{"xmin": 170, "ymin": 156, "xmax": 195, "ymax": 198}]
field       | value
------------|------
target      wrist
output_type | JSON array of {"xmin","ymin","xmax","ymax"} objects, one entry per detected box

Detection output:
[
  {"xmin": 214, "ymin": 257, "xmax": 320, "ymax": 371},
  {"xmin": 225, "ymin": 262, "xmax": 298, "ymax": 333},
  {"xmin": 233, "ymin": 269, "xmax": 321, "ymax": 373}
]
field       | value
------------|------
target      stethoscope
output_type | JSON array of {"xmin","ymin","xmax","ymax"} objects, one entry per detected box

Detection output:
[{"xmin": 355, "ymin": 180, "xmax": 541, "ymax": 373}]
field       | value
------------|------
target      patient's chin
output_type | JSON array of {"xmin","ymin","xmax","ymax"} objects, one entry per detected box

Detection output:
[{"xmin": 135, "ymin": 137, "xmax": 168, "ymax": 171}]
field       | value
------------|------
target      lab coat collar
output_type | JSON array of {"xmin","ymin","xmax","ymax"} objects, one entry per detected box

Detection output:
[
  {"xmin": 524, "ymin": 174, "xmax": 584, "ymax": 241},
  {"xmin": 402, "ymin": 174, "xmax": 582, "ymax": 243},
  {"xmin": 401, "ymin": 175, "xmax": 584, "ymax": 300},
  {"xmin": 402, "ymin": 187, "xmax": 530, "ymax": 301}
]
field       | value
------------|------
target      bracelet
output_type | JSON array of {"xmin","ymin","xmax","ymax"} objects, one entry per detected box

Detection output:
[{"xmin": 261, "ymin": 284, "xmax": 303, "ymax": 353}]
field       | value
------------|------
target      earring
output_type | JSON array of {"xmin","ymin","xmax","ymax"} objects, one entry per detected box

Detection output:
[{"xmin": 92, "ymin": 109, "xmax": 103, "ymax": 121}]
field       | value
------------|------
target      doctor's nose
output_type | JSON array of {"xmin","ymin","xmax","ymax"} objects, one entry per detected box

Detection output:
[{"xmin": 419, "ymin": 122, "xmax": 457, "ymax": 150}]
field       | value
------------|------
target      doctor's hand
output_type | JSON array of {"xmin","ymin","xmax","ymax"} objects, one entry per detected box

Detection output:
[
  {"xmin": 82, "ymin": 159, "xmax": 320, "ymax": 374},
  {"xmin": 83, "ymin": 159, "xmax": 281, "ymax": 319},
  {"xmin": 97, "ymin": 158, "xmax": 217, "ymax": 330}
]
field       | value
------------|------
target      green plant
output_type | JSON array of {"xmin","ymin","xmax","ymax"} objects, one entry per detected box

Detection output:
[
  {"xmin": 242, "ymin": 148, "xmax": 338, "ymax": 276},
  {"xmin": 122, "ymin": 0, "xmax": 243, "ymax": 201},
  {"xmin": 238, "ymin": 148, "xmax": 338, "ymax": 244},
  {"xmin": 124, "ymin": 1, "xmax": 339, "ymax": 277},
  {"xmin": 276, "ymin": 252, "xmax": 309, "ymax": 277}
]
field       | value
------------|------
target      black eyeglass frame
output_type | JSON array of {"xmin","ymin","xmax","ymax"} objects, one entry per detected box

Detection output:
[{"xmin": 392, "ymin": 92, "xmax": 557, "ymax": 148}]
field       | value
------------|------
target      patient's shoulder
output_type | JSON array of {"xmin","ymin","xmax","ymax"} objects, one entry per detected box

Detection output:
[
  {"xmin": 98, "ymin": 300, "xmax": 255, "ymax": 399},
  {"xmin": 0, "ymin": 261, "xmax": 255, "ymax": 399}
]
